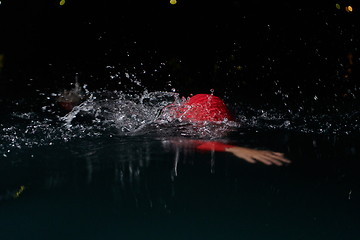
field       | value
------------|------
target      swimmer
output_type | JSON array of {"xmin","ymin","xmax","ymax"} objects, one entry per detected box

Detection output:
[
  {"xmin": 57, "ymin": 88, "xmax": 290, "ymax": 166},
  {"xmin": 158, "ymin": 93, "xmax": 290, "ymax": 166}
]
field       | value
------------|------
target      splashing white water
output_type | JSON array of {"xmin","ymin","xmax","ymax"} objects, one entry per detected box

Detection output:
[
  {"xmin": 2, "ymin": 89, "xmax": 358, "ymax": 157},
  {"xmin": 61, "ymin": 90, "xmax": 177, "ymax": 132}
]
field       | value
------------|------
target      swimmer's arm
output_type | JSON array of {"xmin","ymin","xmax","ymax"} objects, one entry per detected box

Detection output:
[
  {"xmin": 196, "ymin": 142, "xmax": 290, "ymax": 166},
  {"xmin": 225, "ymin": 146, "xmax": 291, "ymax": 166}
]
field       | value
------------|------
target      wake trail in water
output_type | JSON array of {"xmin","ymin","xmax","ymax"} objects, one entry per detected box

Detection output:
[
  {"xmin": 0, "ymin": 90, "xmax": 234, "ymax": 155},
  {"xmin": 1, "ymin": 89, "xmax": 360, "ymax": 156}
]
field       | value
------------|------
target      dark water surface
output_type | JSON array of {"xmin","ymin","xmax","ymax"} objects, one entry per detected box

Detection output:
[
  {"xmin": 1, "ymin": 103, "xmax": 359, "ymax": 240},
  {"xmin": 1, "ymin": 1, "xmax": 360, "ymax": 240}
]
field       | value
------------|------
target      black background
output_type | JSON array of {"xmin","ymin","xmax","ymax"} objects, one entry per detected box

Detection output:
[{"xmin": 1, "ymin": 0, "xmax": 359, "ymax": 112}]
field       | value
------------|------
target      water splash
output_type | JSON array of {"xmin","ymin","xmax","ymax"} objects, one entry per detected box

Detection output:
[
  {"xmin": 236, "ymin": 104, "xmax": 360, "ymax": 135},
  {"xmin": 0, "ymin": 90, "xmax": 243, "ymax": 155},
  {"xmin": 2, "ymin": 89, "xmax": 360, "ymax": 157},
  {"xmin": 61, "ymin": 90, "xmax": 177, "ymax": 133}
]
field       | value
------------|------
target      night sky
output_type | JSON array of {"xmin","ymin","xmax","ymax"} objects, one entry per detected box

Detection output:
[{"xmin": 0, "ymin": 0, "xmax": 359, "ymax": 113}]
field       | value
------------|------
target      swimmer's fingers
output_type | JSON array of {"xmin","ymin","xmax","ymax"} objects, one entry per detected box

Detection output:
[
  {"xmin": 240, "ymin": 155, "xmax": 257, "ymax": 164},
  {"xmin": 251, "ymin": 153, "xmax": 279, "ymax": 166},
  {"xmin": 271, "ymin": 151, "xmax": 291, "ymax": 161},
  {"xmin": 258, "ymin": 151, "xmax": 291, "ymax": 166},
  {"xmin": 225, "ymin": 147, "xmax": 257, "ymax": 164},
  {"xmin": 225, "ymin": 147, "xmax": 291, "ymax": 166},
  {"xmin": 251, "ymin": 151, "xmax": 291, "ymax": 166}
]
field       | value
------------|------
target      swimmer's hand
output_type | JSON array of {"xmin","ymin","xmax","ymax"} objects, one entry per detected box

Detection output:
[{"xmin": 225, "ymin": 146, "xmax": 290, "ymax": 166}]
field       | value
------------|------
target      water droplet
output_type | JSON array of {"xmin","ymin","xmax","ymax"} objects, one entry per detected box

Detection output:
[
  {"xmin": 181, "ymin": 96, "xmax": 186, "ymax": 104},
  {"xmin": 210, "ymin": 89, "xmax": 214, "ymax": 95},
  {"xmin": 283, "ymin": 120, "xmax": 291, "ymax": 127}
]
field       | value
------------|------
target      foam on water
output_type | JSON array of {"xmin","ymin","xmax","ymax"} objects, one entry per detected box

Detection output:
[
  {"xmin": 236, "ymin": 105, "xmax": 360, "ymax": 135},
  {"xmin": 0, "ymin": 90, "xmax": 237, "ymax": 155},
  {"xmin": 1, "ymin": 89, "xmax": 359, "ymax": 157},
  {"xmin": 61, "ymin": 90, "xmax": 176, "ymax": 132}
]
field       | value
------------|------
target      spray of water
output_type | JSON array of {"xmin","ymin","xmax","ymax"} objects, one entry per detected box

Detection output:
[{"xmin": 1, "ymin": 85, "xmax": 359, "ymax": 157}]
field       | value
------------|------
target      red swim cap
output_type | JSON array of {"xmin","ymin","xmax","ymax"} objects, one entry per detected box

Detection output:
[{"xmin": 175, "ymin": 94, "xmax": 235, "ymax": 122}]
